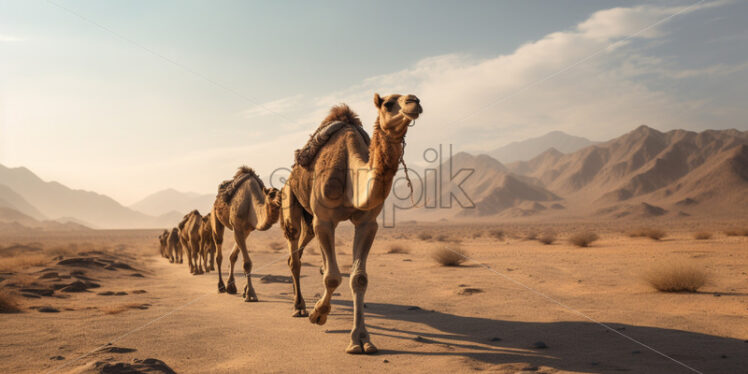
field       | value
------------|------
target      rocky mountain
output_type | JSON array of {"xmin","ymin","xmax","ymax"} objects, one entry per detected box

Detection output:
[
  {"xmin": 130, "ymin": 189, "xmax": 214, "ymax": 217},
  {"xmin": 489, "ymin": 130, "xmax": 597, "ymax": 163},
  {"xmin": 0, "ymin": 184, "xmax": 46, "ymax": 220},
  {"xmin": 0, "ymin": 164, "xmax": 166, "ymax": 229}
]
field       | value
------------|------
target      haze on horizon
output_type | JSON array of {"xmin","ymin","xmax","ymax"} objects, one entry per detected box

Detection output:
[{"xmin": 1, "ymin": 0, "xmax": 747, "ymax": 205}]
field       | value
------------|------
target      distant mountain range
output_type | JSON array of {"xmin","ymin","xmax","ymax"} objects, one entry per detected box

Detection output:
[
  {"xmin": 0, "ymin": 164, "xmax": 197, "ymax": 229},
  {"xmin": 1, "ymin": 125, "xmax": 746, "ymax": 229},
  {"xmin": 489, "ymin": 130, "xmax": 597, "ymax": 163},
  {"xmin": 129, "ymin": 189, "xmax": 214, "ymax": 217}
]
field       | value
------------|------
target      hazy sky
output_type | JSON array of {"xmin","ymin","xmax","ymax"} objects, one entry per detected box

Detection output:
[{"xmin": 1, "ymin": 0, "xmax": 747, "ymax": 204}]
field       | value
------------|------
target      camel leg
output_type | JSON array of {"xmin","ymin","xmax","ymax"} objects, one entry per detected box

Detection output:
[
  {"xmin": 346, "ymin": 220, "xmax": 378, "ymax": 354},
  {"xmin": 209, "ymin": 245, "xmax": 216, "ymax": 271},
  {"xmin": 213, "ymin": 220, "xmax": 226, "ymax": 292},
  {"xmin": 309, "ymin": 219, "xmax": 339, "ymax": 325},
  {"xmin": 192, "ymin": 239, "xmax": 204, "ymax": 275},
  {"xmin": 184, "ymin": 239, "xmax": 195, "ymax": 273},
  {"xmin": 226, "ymin": 244, "xmax": 239, "ymax": 294},
  {"xmin": 233, "ymin": 229, "xmax": 257, "ymax": 302},
  {"xmin": 282, "ymin": 188, "xmax": 314, "ymax": 317},
  {"xmin": 168, "ymin": 242, "xmax": 175, "ymax": 263}
]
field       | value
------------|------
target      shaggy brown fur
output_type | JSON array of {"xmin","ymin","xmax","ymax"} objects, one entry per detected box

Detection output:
[
  {"xmin": 217, "ymin": 166, "xmax": 262, "ymax": 204},
  {"xmin": 294, "ymin": 104, "xmax": 371, "ymax": 168}
]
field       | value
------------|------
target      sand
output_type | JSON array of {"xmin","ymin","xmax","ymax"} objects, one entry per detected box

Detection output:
[{"xmin": 0, "ymin": 224, "xmax": 746, "ymax": 373}]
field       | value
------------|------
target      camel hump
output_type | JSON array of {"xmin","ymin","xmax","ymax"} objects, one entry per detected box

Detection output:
[
  {"xmin": 294, "ymin": 104, "xmax": 370, "ymax": 168},
  {"xmin": 217, "ymin": 166, "xmax": 264, "ymax": 203}
]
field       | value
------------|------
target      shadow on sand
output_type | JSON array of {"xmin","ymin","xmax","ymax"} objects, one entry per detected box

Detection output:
[{"xmin": 330, "ymin": 300, "xmax": 747, "ymax": 373}]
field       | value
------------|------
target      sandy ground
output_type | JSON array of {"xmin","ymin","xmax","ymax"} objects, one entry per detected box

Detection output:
[{"xmin": 0, "ymin": 224, "xmax": 747, "ymax": 374}]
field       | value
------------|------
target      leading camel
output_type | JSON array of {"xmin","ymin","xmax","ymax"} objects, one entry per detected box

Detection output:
[
  {"xmin": 211, "ymin": 166, "xmax": 281, "ymax": 301},
  {"xmin": 280, "ymin": 93, "xmax": 422, "ymax": 354}
]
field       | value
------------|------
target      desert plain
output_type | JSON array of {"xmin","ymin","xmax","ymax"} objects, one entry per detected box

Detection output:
[{"xmin": 1, "ymin": 219, "xmax": 746, "ymax": 374}]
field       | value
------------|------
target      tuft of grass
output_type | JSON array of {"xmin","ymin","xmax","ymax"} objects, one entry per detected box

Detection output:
[
  {"xmin": 644, "ymin": 263, "xmax": 708, "ymax": 292},
  {"xmin": 489, "ymin": 229, "xmax": 505, "ymax": 240},
  {"xmin": 268, "ymin": 241, "xmax": 285, "ymax": 252},
  {"xmin": 471, "ymin": 231, "xmax": 483, "ymax": 239},
  {"xmin": 434, "ymin": 234, "xmax": 450, "ymax": 242},
  {"xmin": 525, "ymin": 231, "xmax": 538, "ymax": 241},
  {"xmin": 0, "ymin": 254, "xmax": 49, "ymax": 272},
  {"xmin": 629, "ymin": 228, "xmax": 667, "ymax": 241},
  {"xmin": 431, "ymin": 246, "xmax": 467, "ymax": 267},
  {"xmin": 417, "ymin": 232, "xmax": 433, "ymax": 241},
  {"xmin": 538, "ymin": 232, "xmax": 556, "ymax": 245},
  {"xmin": 386, "ymin": 243, "xmax": 410, "ymax": 254},
  {"xmin": 693, "ymin": 232, "xmax": 712, "ymax": 240},
  {"xmin": 0, "ymin": 290, "xmax": 21, "ymax": 313},
  {"xmin": 569, "ymin": 232, "xmax": 599, "ymax": 247}
]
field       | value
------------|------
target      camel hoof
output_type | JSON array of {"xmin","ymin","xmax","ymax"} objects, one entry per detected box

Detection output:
[
  {"xmin": 363, "ymin": 342, "xmax": 378, "ymax": 354},
  {"xmin": 244, "ymin": 295, "xmax": 258, "ymax": 302},
  {"xmin": 309, "ymin": 310, "xmax": 327, "ymax": 325},
  {"xmin": 345, "ymin": 343, "xmax": 363, "ymax": 354},
  {"xmin": 218, "ymin": 282, "xmax": 226, "ymax": 293},
  {"xmin": 226, "ymin": 282, "xmax": 237, "ymax": 294},
  {"xmin": 292, "ymin": 309, "xmax": 308, "ymax": 317}
]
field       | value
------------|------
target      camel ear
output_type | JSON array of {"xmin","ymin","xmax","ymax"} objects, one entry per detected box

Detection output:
[
  {"xmin": 373, "ymin": 93, "xmax": 382, "ymax": 108},
  {"xmin": 263, "ymin": 187, "xmax": 270, "ymax": 194}
]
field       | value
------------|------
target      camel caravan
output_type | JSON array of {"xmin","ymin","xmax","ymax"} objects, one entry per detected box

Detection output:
[{"xmin": 157, "ymin": 93, "xmax": 422, "ymax": 353}]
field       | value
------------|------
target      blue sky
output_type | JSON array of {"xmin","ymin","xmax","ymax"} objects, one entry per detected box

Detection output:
[{"xmin": 1, "ymin": 0, "xmax": 747, "ymax": 203}]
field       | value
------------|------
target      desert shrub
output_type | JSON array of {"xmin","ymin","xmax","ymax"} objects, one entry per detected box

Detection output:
[
  {"xmin": 569, "ymin": 232, "xmax": 599, "ymax": 247},
  {"xmin": 417, "ymin": 232, "xmax": 433, "ymax": 241},
  {"xmin": 434, "ymin": 234, "xmax": 450, "ymax": 242},
  {"xmin": 386, "ymin": 244, "xmax": 410, "ymax": 254},
  {"xmin": 693, "ymin": 232, "xmax": 712, "ymax": 240},
  {"xmin": 538, "ymin": 232, "xmax": 556, "ymax": 245},
  {"xmin": 629, "ymin": 228, "xmax": 666, "ymax": 240},
  {"xmin": 489, "ymin": 229, "xmax": 505, "ymax": 240},
  {"xmin": 525, "ymin": 231, "xmax": 538, "ymax": 241},
  {"xmin": 0, "ymin": 290, "xmax": 21, "ymax": 313},
  {"xmin": 0, "ymin": 254, "xmax": 49, "ymax": 272},
  {"xmin": 431, "ymin": 246, "xmax": 467, "ymax": 267},
  {"xmin": 471, "ymin": 231, "xmax": 483, "ymax": 239},
  {"xmin": 644, "ymin": 263, "xmax": 708, "ymax": 292}
]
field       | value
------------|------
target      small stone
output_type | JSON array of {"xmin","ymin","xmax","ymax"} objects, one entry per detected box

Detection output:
[
  {"xmin": 383, "ymin": 359, "xmax": 389, "ymax": 363},
  {"xmin": 38, "ymin": 306, "xmax": 60, "ymax": 313},
  {"xmin": 130, "ymin": 273, "xmax": 144, "ymax": 278},
  {"xmin": 132, "ymin": 290, "xmax": 147, "ymax": 294},
  {"xmin": 489, "ymin": 337, "xmax": 501, "ymax": 342},
  {"xmin": 49, "ymin": 356, "xmax": 65, "ymax": 360},
  {"xmin": 532, "ymin": 341, "xmax": 548, "ymax": 349}
]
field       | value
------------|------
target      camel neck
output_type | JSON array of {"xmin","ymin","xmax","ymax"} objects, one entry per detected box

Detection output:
[{"xmin": 369, "ymin": 120, "xmax": 405, "ymax": 180}]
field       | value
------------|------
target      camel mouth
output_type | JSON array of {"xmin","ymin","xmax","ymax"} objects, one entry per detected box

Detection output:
[{"xmin": 403, "ymin": 111, "xmax": 420, "ymax": 120}]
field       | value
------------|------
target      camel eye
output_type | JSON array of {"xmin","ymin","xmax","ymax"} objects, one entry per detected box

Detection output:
[{"xmin": 384, "ymin": 101, "xmax": 395, "ymax": 109}]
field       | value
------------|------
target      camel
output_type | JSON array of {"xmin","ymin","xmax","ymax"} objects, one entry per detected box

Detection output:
[
  {"xmin": 199, "ymin": 213, "xmax": 216, "ymax": 272},
  {"xmin": 178, "ymin": 210, "xmax": 204, "ymax": 274},
  {"xmin": 280, "ymin": 93, "xmax": 422, "ymax": 354},
  {"xmin": 211, "ymin": 166, "xmax": 281, "ymax": 301},
  {"xmin": 158, "ymin": 229, "xmax": 169, "ymax": 258},
  {"xmin": 167, "ymin": 227, "xmax": 182, "ymax": 263}
]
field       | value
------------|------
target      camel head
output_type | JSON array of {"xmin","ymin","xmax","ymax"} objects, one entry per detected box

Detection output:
[
  {"xmin": 373, "ymin": 93, "xmax": 422, "ymax": 138},
  {"xmin": 263, "ymin": 187, "xmax": 281, "ymax": 208}
]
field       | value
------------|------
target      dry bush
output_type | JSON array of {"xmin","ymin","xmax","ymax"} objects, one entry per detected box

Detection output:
[
  {"xmin": 538, "ymin": 232, "xmax": 556, "ymax": 245},
  {"xmin": 434, "ymin": 234, "xmax": 450, "ymax": 242},
  {"xmin": 569, "ymin": 232, "xmax": 599, "ymax": 247},
  {"xmin": 644, "ymin": 263, "xmax": 708, "ymax": 292},
  {"xmin": 525, "ymin": 231, "xmax": 538, "ymax": 241},
  {"xmin": 431, "ymin": 246, "xmax": 467, "ymax": 267},
  {"xmin": 0, "ymin": 254, "xmax": 49, "ymax": 272},
  {"xmin": 489, "ymin": 229, "xmax": 505, "ymax": 240},
  {"xmin": 417, "ymin": 232, "xmax": 433, "ymax": 241},
  {"xmin": 724, "ymin": 228, "xmax": 748, "ymax": 236},
  {"xmin": 0, "ymin": 290, "xmax": 21, "ymax": 313},
  {"xmin": 471, "ymin": 231, "xmax": 482, "ymax": 239},
  {"xmin": 693, "ymin": 232, "xmax": 712, "ymax": 240},
  {"xmin": 268, "ymin": 241, "xmax": 285, "ymax": 252},
  {"xmin": 629, "ymin": 228, "xmax": 667, "ymax": 241},
  {"xmin": 386, "ymin": 243, "xmax": 410, "ymax": 254}
]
